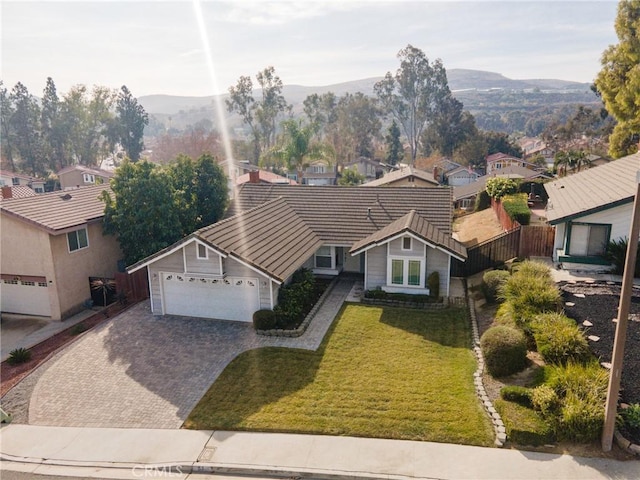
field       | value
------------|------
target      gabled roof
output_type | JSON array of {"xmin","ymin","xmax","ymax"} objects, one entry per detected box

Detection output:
[
  {"xmin": 350, "ymin": 210, "xmax": 467, "ymax": 260},
  {"xmin": 445, "ymin": 166, "xmax": 480, "ymax": 178},
  {"xmin": 236, "ymin": 170, "xmax": 297, "ymax": 185},
  {"xmin": 57, "ymin": 165, "xmax": 114, "ymax": 178},
  {"xmin": 363, "ymin": 166, "xmax": 439, "ymax": 187},
  {"xmin": 0, "ymin": 185, "xmax": 110, "ymax": 234},
  {"xmin": 453, "ymin": 166, "xmax": 551, "ymax": 201},
  {"xmin": 0, "ymin": 170, "xmax": 43, "ymax": 182},
  {"xmin": 129, "ymin": 197, "xmax": 323, "ymax": 283},
  {"xmin": 486, "ymin": 152, "xmax": 522, "ymax": 163},
  {"xmin": 344, "ymin": 157, "xmax": 381, "ymax": 168},
  {"xmin": 0, "ymin": 186, "xmax": 38, "ymax": 200},
  {"xmin": 229, "ymin": 184, "xmax": 455, "ymax": 242},
  {"xmin": 544, "ymin": 152, "xmax": 640, "ymax": 225}
]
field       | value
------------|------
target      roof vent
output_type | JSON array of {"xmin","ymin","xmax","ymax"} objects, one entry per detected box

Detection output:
[
  {"xmin": 60, "ymin": 193, "xmax": 72, "ymax": 200},
  {"xmin": 367, "ymin": 207, "xmax": 372, "ymax": 219}
]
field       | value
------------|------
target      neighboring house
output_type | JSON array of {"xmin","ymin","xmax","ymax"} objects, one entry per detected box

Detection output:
[
  {"xmin": 343, "ymin": 157, "xmax": 382, "ymax": 182},
  {"xmin": 0, "ymin": 185, "xmax": 123, "ymax": 320},
  {"xmin": 58, "ymin": 165, "xmax": 114, "ymax": 190},
  {"xmin": 544, "ymin": 152, "xmax": 639, "ymax": 269},
  {"xmin": 218, "ymin": 159, "xmax": 258, "ymax": 182},
  {"xmin": 236, "ymin": 169, "xmax": 297, "ymax": 185},
  {"xmin": 1, "ymin": 185, "xmax": 38, "ymax": 200},
  {"xmin": 301, "ymin": 161, "xmax": 337, "ymax": 186},
  {"xmin": 0, "ymin": 170, "xmax": 46, "ymax": 193},
  {"xmin": 453, "ymin": 166, "xmax": 551, "ymax": 210},
  {"xmin": 444, "ymin": 166, "xmax": 481, "ymax": 187},
  {"xmin": 129, "ymin": 185, "xmax": 466, "ymax": 322},
  {"xmin": 518, "ymin": 137, "xmax": 555, "ymax": 162},
  {"xmin": 486, "ymin": 153, "xmax": 541, "ymax": 175},
  {"xmin": 363, "ymin": 165, "xmax": 439, "ymax": 187}
]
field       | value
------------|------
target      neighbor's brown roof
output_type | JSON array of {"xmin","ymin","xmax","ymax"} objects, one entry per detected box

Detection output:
[
  {"xmin": 544, "ymin": 152, "xmax": 640, "ymax": 224},
  {"xmin": 229, "ymin": 184, "xmax": 455, "ymax": 243},
  {"xmin": 453, "ymin": 166, "xmax": 551, "ymax": 201},
  {"xmin": 0, "ymin": 185, "xmax": 110, "ymax": 234},
  {"xmin": 236, "ymin": 170, "xmax": 297, "ymax": 185},
  {"xmin": 363, "ymin": 165, "xmax": 439, "ymax": 187},
  {"xmin": 350, "ymin": 210, "xmax": 467, "ymax": 260},
  {"xmin": 0, "ymin": 186, "xmax": 37, "ymax": 200},
  {"xmin": 57, "ymin": 165, "xmax": 114, "ymax": 178}
]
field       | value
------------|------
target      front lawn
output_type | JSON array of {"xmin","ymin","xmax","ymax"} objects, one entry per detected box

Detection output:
[{"xmin": 184, "ymin": 304, "xmax": 494, "ymax": 446}]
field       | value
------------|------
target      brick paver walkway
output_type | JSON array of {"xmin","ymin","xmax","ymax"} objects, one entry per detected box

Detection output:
[{"xmin": 27, "ymin": 277, "xmax": 355, "ymax": 429}]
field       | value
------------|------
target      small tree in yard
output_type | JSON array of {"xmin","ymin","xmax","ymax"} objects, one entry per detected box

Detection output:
[{"xmin": 485, "ymin": 177, "xmax": 518, "ymax": 200}]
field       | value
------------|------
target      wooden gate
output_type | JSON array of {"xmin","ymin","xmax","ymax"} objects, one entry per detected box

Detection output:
[
  {"xmin": 519, "ymin": 225, "xmax": 555, "ymax": 258},
  {"xmin": 451, "ymin": 227, "xmax": 521, "ymax": 277},
  {"xmin": 114, "ymin": 267, "xmax": 149, "ymax": 303}
]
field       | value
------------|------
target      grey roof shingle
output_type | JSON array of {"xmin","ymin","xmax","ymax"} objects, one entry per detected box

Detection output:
[
  {"xmin": 0, "ymin": 185, "xmax": 110, "ymax": 233},
  {"xmin": 350, "ymin": 210, "xmax": 467, "ymax": 259},
  {"xmin": 453, "ymin": 166, "xmax": 550, "ymax": 201},
  {"xmin": 229, "ymin": 184, "xmax": 455, "ymax": 243},
  {"xmin": 544, "ymin": 152, "xmax": 640, "ymax": 224},
  {"xmin": 363, "ymin": 166, "xmax": 439, "ymax": 187}
]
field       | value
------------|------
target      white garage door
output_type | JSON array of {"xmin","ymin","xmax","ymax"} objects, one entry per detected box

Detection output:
[
  {"xmin": 161, "ymin": 273, "xmax": 260, "ymax": 322},
  {"xmin": 1, "ymin": 279, "xmax": 51, "ymax": 317}
]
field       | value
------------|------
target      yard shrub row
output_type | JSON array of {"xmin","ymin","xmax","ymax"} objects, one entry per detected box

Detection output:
[
  {"xmin": 481, "ymin": 270, "xmax": 510, "ymax": 304},
  {"xmin": 530, "ymin": 313, "xmax": 592, "ymax": 366},
  {"xmin": 501, "ymin": 194, "xmax": 531, "ymax": 226}
]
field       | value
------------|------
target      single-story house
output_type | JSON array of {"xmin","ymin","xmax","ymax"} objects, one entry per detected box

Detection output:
[
  {"xmin": 453, "ymin": 166, "xmax": 551, "ymax": 210},
  {"xmin": 0, "ymin": 185, "xmax": 123, "ymax": 320},
  {"xmin": 544, "ymin": 152, "xmax": 639, "ymax": 269},
  {"xmin": 363, "ymin": 165, "xmax": 439, "ymax": 187},
  {"xmin": 128, "ymin": 185, "xmax": 466, "ymax": 322},
  {"xmin": 58, "ymin": 165, "xmax": 114, "ymax": 190},
  {"xmin": 236, "ymin": 169, "xmax": 297, "ymax": 185}
]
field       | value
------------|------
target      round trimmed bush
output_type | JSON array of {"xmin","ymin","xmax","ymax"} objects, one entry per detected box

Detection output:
[
  {"xmin": 481, "ymin": 270, "xmax": 510, "ymax": 303},
  {"xmin": 480, "ymin": 325, "xmax": 528, "ymax": 378},
  {"xmin": 253, "ymin": 309, "xmax": 277, "ymax": 330}
]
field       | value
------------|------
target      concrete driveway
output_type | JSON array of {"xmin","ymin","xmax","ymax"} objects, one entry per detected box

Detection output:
[{"xmin": 23, "ymin": 278, "xmax": 353, "ymax": 429}]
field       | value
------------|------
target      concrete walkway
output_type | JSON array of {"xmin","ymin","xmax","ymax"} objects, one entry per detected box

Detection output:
[
  {"xmin": 1, "ymin": 425, "xmax": 638, "ymax": 480},
  {"xmin": 3, "ymin": 277, "xmax": 355, "ymax": 429}
]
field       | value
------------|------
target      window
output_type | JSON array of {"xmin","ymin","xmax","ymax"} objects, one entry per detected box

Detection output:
[
  {"xmin": 12, "ymin": 177, "xmax": 19, "ymax": 186},
  {"xmin": 388, "ymin": 258, "xmax": 423, "ymax": 287},
  {"xmin": 67, "ymin": 228, "xmax": 89, "ymax": 252},
  {"xmin": 310, "ymin": 165, "xmax": 326, "ymax": 174},
  {"xmin": 197, "ymin": 243, "xmax": 208, "ymax": 259},
  {"xmin": 83, "ymin": 173, "xmax": 95, "ymax": 184},
  {"xmin": 34, "ymin": 186, "xmax": 44, "ymax": 193},
  {"xmin": 408, "ymin": 260, "xmax": 421, "ymax": 286},
  {"xmin": 402, "ymin": 237, "xmax": 412, "ymax": 251},
  {"xmin": 568, "ymin": 223, "xmax": 609, "ymax": 257},
  {"xmin": 391, "ymin": 259, "xmax": 404, "ymax": 284},
  {"xmin": 315, "ymin": 246, "xmax": 333, "ymax": 269}
]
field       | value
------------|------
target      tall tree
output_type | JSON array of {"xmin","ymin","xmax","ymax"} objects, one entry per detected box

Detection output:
[
  {"xmin": 114, "ymin": 85, "xmax": 149, "ymax": 161},
  {"xmin": 421, "ymin": 97, "xmax": 477, "ymax": 157},
  {"xmin": 385, "ymin": 120, "xmax": 404, "ymax": 166},
  {"xmin": 0, "ymin": 81, "xmax": 16, "ymax": 170},
  {"xmin": 303, "ymin": 92, "xmax": 338, "ymax": 135},
  {"xmin": 9, "ymin": 82, "xmax": 44, "ymax": 175},
  {"xmin": 335, "ymin": 92, "xmax": 382, "ymax": 161},
  {"xmin": 226, "ymin": 67, "xmax": 290, "ymax": 162},
  {"xmin": 374, "ymin": 44, "xmax": 452, "ymax": 164},
  {"xmin": 595, "ymin": 0, "xmax": 640, "ymax": 157},
  {"xmin": 261, "ymin": 119, "xmax": 334, "ymax": 183}
]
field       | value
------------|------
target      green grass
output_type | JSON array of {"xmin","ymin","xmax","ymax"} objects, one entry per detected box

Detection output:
[
  {"xmin": 185, "ymin": 304, "xmax": 494, "ymax": 446},
  {"xmin": 495, "ymin": 399, "xmax": 555, "ymax": 446}
]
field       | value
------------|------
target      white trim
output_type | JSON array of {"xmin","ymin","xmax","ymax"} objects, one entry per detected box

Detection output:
[
  {"xmin": 314, "ymin": 245, "xmax": 335, "ymax": 270},
  {"xmin": 269, "ymin": 281, "xmax": 274, "ymax": 309},
  {"xmin": 160, "ymin": 272, "xmax": 167, "ymax": 315},
  {"xmin": 182, "ymin": 246, "xmax": 187, "ymax": 273},
  {"xmin": 67, "ymin": 227, "xmax": 89, "ymax": 253},
  {"xmin": 445, "ymin": 256, "xmax": 451, "ymax": 297},
  {"xmin": 387, "ymin": 256, "xmax": 425, "ymax": 288},
  {"xmin": 228, "ymin": 252, "xmax": 283, "ymax": 285},
  {"xmin": 364, "ymin": 250, "xmax": 368, "ymax": 290},
  {"xmin": 351, "ymin": 231, "xmax": 466, "ymax": 262},
  {"xmin": 147, "ymin": 267, "xmax": 155, "ymax": 314},
  {"xmin": 219, "ymin": 255, "xmax": 224, "ymax": 276},
  {"xmin": 401, "ymin": 236, "xmax": 412, "ymax": 251},
  {"xmin": 127, "ymin": 236, "xmax": 228, "ymax": 274},
  {"xmin": 196, "ymin": 243, "xmax": 208, "ymax": 260}
]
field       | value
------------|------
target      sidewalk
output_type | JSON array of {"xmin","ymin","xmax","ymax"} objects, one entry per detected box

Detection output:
[{"xmin": 1, "ymin": 425, "xmax": 638, "ymax": 480}]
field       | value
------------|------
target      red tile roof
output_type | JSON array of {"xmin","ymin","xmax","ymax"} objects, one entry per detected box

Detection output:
[
  {"xmin": 236, "ymin": 170, "xmax": 297, "ymax": 185},
  {"xmin": 0, "ymin": 186, "xmax": 38, "ymax": 200}
]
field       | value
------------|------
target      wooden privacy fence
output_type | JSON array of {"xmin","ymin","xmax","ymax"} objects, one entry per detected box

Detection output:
[
  {"xmin": 114, "ymin": 267, "xmax": 149, "ymax": 303},
  {"xmin": 452, "ymin": 224, "xmax": 555, "ymax": 277}
]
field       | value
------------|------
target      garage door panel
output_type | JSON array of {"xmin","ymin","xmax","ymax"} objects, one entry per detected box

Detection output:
[
  {"xmin": 161, "ymin": 273, "xmax": 259, "ymax": 322},
  {"xmin": 1, "ymin": 280, "xmax": 51, "ymax": 317}
]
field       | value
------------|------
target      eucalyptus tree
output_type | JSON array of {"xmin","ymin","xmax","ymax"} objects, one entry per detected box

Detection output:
[
  {"xmin": 9, "ymin": 82, "xmax": 44, "ymax": 175},
  {"xmin": 114, "ymin": 85, "xmax": 149, "ymax": 161},
  {"xmin": 375, "ymin": 44, "xmax": 452, "ymax": 164}
]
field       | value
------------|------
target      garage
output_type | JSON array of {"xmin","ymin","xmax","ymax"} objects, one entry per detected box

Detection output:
[
  {"xmin": 1, "ymin": 278, "xmax": 51, "ymax": 317},
  {"xmin": 161, "ymin": 273, "xmax": 260, "ymax": 322}
]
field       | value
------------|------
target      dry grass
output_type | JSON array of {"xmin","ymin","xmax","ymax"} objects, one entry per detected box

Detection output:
[{"xmin": 453, "ymin": 209, "xmax": 504, "ymax": 247}]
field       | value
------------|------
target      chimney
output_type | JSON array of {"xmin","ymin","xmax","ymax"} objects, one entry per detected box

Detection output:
[
  {"xmin": 249, "ymin": 170, "xmax": 260, "ymax": 184},
  {"xmin": 433, "ymin": 166, "xmax": 439, "ymax": 181},
  {"xmin": 1, "ymin": 186, "xmax": 12, "ymax": 199}
]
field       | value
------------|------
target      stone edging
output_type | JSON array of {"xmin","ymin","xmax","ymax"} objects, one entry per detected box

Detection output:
[
  {"xmin": 256, "ymin": 277, "xmax": 340, "ymax": 338},
  {"xmin": 614, "ymin": 427, "xmax": 640, "ymax": 456},
  {"xmin": 468, "ymin": 296, "xmax": 507, "ymax": 447}
]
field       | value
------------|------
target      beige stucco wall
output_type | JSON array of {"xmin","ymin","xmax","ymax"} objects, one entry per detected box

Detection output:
[
  {"xmin": 59, "ymin": 171, "xmax": 108, "ymax": 190},
  {"xmin": 388, "ymin": 177, "xmax": 436, "ymax": 187}
]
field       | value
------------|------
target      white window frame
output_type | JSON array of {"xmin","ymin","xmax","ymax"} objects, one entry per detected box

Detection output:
[
  {"xmin": 197, "ymin": 243, "xmax": 208, "ymax": 260},
  {"xmin": 386, "ymin": 256, "xmax": 425, "ymax": 288},
  {"xmin": 315, "ymin": 246, "xmax": 335, "ymax": 269},
  {"xmin": 402, "ymin": 237, "xmax": 412, "ymax": 251},
  {"xmin": 67, "ymin": 227, "xmax": 89, "ymax": 252},
  {"xmin": 83, "ymin": 173, "xmax": 95, "ymax": 184}
]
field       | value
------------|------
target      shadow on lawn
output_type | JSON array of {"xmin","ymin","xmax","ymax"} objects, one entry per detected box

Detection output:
[{"xmin": 378, "ymin": 306, "xmax": 471, "ymax": 348}]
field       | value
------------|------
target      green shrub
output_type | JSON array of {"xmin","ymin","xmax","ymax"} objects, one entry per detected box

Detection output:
[
  {"xmin": 480, "ymin": 326, "xmax": 528, "ymax": 378},
  {"xmin": 510, "ymin": 260, "xmax": 553, "ymax": 282},
  {"xmin": 70, "ymin": 323, "xmax": 88, "ymax": 335},
  {"xmin": 427, "ymin": 271, "xmax": 440, "ymax": 299},
  {"xmin": 485, "ymin": 177, "xmax": 518, "ymax": 199},
  {"xmin": 502, "ymin": 194, "xmax": 531, "ymax": 225},
  {"xmin": 253, "ymin": 309, "xmax": 277, "ymax": 330},
  {"xmin": 7, "ymin": 347, "xmax": 32, "ymax": 365},
  {"xmin": 605, "ymin": 237, "xmax": 640, "ymax": 276},
  {"xmin": 558, "ymin": 391, "xmax": 605, "ymax": 442},
  {"xmin": 531, "ymin": 385, "xmax": 560, "ymax": 418},
  {"xmin": 531, "ymin": 313, "xmax": 592, "ymax": 365},
  {"xmin": 363, "ymin": 289, "xmax": 438, "ymax": 304},
  {"xmin": 495, "ymin": 399, "xmax": 555, "ymax": 446},
  {"xmin": 481, "ymin": 270, "xmax": 510, "ymax": 303},
  {"xmin": 273, "ymin": 268, "xmax": 318, "ymax": 329},
  {"xmin": 500, "ymin": 385, "xmax": 533, "ymax": 407},
  {"xmin": 474, "ymin": 190, "xmax": 491, "ymax": 211},
  {"xmin": 621, "ymin": 403, "xmax": 640, "ymax": 430}
]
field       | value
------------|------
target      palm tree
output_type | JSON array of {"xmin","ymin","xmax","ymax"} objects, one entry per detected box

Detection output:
[
  {"xmin": 554, "ymin": 149, "xmax": 590, "ymax": 176},
  {"xmin": 261, "ymin": 119, "xmax": 335, "ymax": 184}
]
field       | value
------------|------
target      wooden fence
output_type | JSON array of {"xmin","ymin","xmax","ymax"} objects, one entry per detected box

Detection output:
[
  {"xmin": 114, "ymin": 267, "xmax": 149, "ymax": 303},
  {"xmin": 519, "ymin": 225, "xmax": 555, "ymax": 258}
]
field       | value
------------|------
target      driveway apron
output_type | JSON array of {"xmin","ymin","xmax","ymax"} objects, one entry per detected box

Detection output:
[{"xmin": 27, "ymin": 278, "xmax": 354, "ymax": 429}]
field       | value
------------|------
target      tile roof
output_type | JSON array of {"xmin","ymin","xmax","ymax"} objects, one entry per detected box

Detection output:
[
  {"xmin": 229, "ymin": 184, "xmax": 455, "ymax": 243},
  {"xmin": 0, "ymin": 170, "xmax": 44, "ymax": 182},
  {"xmin": 544, "ymin": 152, "xmax": 640, "ymax": 224},
  {"xmin": 0, "ymin": 185, "xmax": 110, "ymax": 234},
  {"xmin": 236, "ymin": 170, "xmax": 297, "ymax": 185},
  {"xmin": 363, "ymin": 165, "xmax": 439, "ymax": 187},
  {"xmin": 350, "ymin": 210, "xmax": 467, "ymax": 260},
  {"xmin": 57, "ymin": 165, "xmax": 114, "ymax": 177},
  {"xmin": 0, "ymin": 186, "xmax": 38, "ymax": 200},
  {"xmin": 453, "ymin": 166, "xmax": 551, "ymax": 201}
]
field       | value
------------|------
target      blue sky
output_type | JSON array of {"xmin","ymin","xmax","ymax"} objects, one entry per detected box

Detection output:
[{"xmin": 1, "ymin": 1, "xmax": 620, "ymax": 97}]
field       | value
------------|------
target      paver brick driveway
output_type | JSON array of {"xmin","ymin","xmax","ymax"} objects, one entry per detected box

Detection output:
[{"xmin": 27, "ymin": 279, "xmax": 353, "ymax": 429}]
